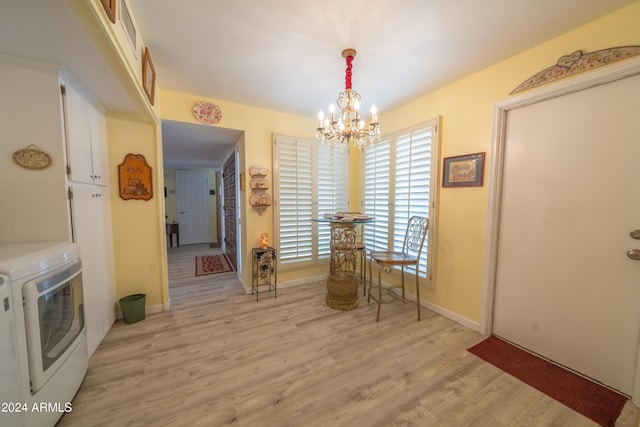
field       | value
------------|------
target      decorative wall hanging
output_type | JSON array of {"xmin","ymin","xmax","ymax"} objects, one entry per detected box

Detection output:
[
  {"xmin": 442, "ymin": 152, "xmax": 485, "ymax": 188},
  {"xmin": 100, "ymin": 0, "xmax": 116, "ymax": 24},
  {"xmin": 118, "ymin": 153, "xmax": 153, "ymax": 200},
  {"xmin": 511, "ymin": 46, "xmax": 640, "ymax": 95},
  {"xmin": 249, "ymin": 165, "xmax": 271, "ymax": 215},
  {"xmin": 193, "ymin": 101, "xmax": 222, "ymax": 125},
  {"xmin": 142, "ymin": 47, "xmax": 156, "ymax": 105},
  {"xmin": 12, "ymin": 145, "xmax": 53, "ymax": 170}
]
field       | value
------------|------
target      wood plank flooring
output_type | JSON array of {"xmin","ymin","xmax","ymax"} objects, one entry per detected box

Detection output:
[{"xmin": 58, "ymin": 244, "xmax": 640, "ymax": 426}]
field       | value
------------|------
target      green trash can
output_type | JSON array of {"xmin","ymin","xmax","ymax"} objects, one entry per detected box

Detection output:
[{"xmin": 119, "ymin": 294, "xmax": 146, "ymax": 324}]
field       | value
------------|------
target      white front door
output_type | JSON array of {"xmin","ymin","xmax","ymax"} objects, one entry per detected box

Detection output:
[
  {"xmin": 492, "ymin": 71, "xmax": 640, "ymax": 396},
  {"xmin": 176, "ymin": 170, "xmax": 210, "ymax": 245}
]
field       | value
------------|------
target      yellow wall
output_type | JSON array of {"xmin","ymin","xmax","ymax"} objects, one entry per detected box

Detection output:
[
  {"xmin": 114, "ymin": 1, "xmax": 639, "ymax": 319},
  {"xmin": 379, "ymin": 1, "xmax": 640, "ymax": 323},
  {"xmin": 159, "ymin": 91, "xmax": 329, "ymax": 285},
  {"xmin": 155, "ymin": 2, "xmax": 640, "ymax": 315},
  {"xmin": 108, "ymin": 117, "xmax": 168, "ymax": 309}
]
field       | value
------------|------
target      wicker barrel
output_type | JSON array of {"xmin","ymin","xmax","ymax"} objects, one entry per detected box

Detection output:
[
  {"xmin": 119, "ymin": 294, "xmax": 146, "ymax": 324},
  {"xmin": 326, "ymin": 272, "xmax": 359, "ymax": 310}
]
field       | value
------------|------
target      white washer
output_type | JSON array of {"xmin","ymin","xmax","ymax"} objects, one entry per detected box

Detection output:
[
  {"xmin": 0, "ymin": 274, "xmax": 23, "ymax": 427},
  {"xmin": 0, "ymin": 242, "xmax": 88, "ymax": 427}
]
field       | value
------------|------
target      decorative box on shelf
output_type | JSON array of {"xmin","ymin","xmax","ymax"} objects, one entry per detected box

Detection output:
[{"xmin": 251, "ymin": 247, "xmax": 277, "ymax": 301}]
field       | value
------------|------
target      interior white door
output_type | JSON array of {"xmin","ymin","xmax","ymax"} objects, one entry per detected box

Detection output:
[
  {"xmin": 176, "ymin": 170, "xmax": 211, "ymax": 245},
  {"xmin": 493, "ymin": 72, "xmax": 640, "ymax": 395}
]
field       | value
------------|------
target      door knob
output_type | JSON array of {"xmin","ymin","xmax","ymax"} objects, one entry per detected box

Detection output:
[
  {"xmin": 630, "ymin": 230, "xmax": 640, "ymax": 240},
  {"xmin": 627, "ymin": 249, "xmax": 640, "ymax": 260}
]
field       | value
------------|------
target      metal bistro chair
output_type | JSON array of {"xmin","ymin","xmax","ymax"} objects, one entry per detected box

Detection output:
[{"xmin": 368, "ymin": 216, "xmax": 429, "ymax": 321}]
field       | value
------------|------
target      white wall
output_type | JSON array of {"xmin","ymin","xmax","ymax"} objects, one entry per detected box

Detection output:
[{"xmin": 0, "ymin": 55, "xmax": 70, "ymax": 244}]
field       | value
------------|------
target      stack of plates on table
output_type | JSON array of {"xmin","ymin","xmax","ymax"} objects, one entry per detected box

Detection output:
[{"xmin": 353, "ymin": 215, "xmax": 373, "ymax": 220}]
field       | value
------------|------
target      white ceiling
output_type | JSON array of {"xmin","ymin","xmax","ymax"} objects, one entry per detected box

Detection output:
[
  {"xmin": 128, "ymin": 0, "xmax": 635, "ymax": 115},
  {"xmin": 1, "ymin": 0, "xmax": 635, "ymax": 169}
]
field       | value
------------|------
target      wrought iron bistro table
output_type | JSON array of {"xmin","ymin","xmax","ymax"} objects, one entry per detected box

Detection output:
[{"xmin": 312, "ymin": 216, "xmax": 374, "ymax": 310}]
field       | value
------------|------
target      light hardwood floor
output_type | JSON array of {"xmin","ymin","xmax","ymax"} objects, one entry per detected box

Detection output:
[{"xmin": 58, "ymin": 244, "xmax": 640, "ymax": 426}]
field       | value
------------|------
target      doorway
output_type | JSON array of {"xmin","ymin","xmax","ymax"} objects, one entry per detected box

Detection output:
[
  {"xmin": 484, "ymin": 58, "xmax": 640, "ymax": 399},
  {"xmin": 161, "ymin": 119, "xmax": 243, "ymax": 245}
]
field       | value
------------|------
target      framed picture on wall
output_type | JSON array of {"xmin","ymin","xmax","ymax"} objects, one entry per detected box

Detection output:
[
  {"xmin": 100, "ymin": 0, "xmax": 116, "ymax": 24},
  {"xmin": 442, "ymin": 152, "xmax": 485, "ymax": 187},
  {"xmin": 118, "ymin": 153, "xmax": 153, "ymax": 200},
  {"xmin": 142, "ymin": 47, "xmax": 156, "ymax": 105}
]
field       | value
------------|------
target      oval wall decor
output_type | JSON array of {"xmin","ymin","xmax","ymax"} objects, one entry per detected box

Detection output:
[
  {"xmin": 12, "ymin": 145, "xmax": 53, "ymax": 170},
  {"xmin": 193, "ymin": 101, "xmax": 222, "ymax": 125}
]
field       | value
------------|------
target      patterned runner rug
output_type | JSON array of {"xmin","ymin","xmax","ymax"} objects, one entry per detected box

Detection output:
[{"xmin": 195, "ymin": 254, "xmax": 233, "ymax": 276}]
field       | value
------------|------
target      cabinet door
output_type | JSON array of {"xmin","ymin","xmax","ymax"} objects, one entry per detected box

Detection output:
[
  {"xmin": 63, "ymin": 84, "xmax": 94, "ymax": 184},
  {"xmin": 89, "ymin": 107, "xmax": 108, "ymax": 186},
  {"xmin": 69, "ymin": 184, "xmax": 116, "ymax": 356}
]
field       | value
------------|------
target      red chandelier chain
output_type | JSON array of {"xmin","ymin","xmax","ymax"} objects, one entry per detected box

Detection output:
[{"xmin": 344, "ymin": 55, "xmax": 353, "ymax": 90}]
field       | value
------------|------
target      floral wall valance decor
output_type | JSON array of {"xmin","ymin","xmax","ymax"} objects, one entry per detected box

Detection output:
[{"xmin": 510, "ymin": 46, "xmax": 640, "ymax": 95}]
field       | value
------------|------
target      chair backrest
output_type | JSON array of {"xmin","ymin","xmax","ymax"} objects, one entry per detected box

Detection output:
[{"xmin": 402, "ymin": 216, "xmax": 429, "ymax": 259}]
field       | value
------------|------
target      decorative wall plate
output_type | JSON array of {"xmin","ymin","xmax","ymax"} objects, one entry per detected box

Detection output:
[
  {"xmin": 193, "ymin": 101, "xmax": 222, "ymax": 125},
  {"xmin": 12, "ymin": 145, "xmax": 53, "ymax": 170}
]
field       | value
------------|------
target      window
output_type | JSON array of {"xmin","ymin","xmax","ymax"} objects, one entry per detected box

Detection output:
[
  {"xmin": 273, "ymin": 135, "xmax": 348, "ymax": 268},
  {"xmin": 362, "ymin": 119, "xmax": 438, "ymax": 282}
]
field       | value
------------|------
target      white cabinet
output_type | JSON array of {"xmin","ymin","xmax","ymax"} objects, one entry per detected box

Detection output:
[
  {"xmin": 62, "ymin": 82, "xmax": 108, "ymax": 186},
  {"xmin": 69, "ymin": 184, "xmax": 116, "ymax": 356},
  {"xmin": 61, "ymin": 75, "xmax": 116, "ymax": 356}
]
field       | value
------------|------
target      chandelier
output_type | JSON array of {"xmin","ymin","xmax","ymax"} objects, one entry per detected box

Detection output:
[{"xmin": 316, "ymin": 49, "xmax": 380, "ymax": 150}]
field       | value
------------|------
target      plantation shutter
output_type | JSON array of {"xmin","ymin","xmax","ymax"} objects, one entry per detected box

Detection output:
[
  {"xmin": 273, "ymin": 135, "xmax": 348, "ymax": 268},
  {"xmin": 275, "ymin": 137, "xmax": 314, "ymax": 264},
  {"xmin": 393, "ymin": 127, "xmax": 432, "ymax": 275},
  {"xmin": 363, "ymin": 139, "xmax": 391, "ymax": 253},
  {"xmin": 362, "ymin": 121, "xmax": 436, "ymax": 280},
  {"xmin": 316, "ymin": 144, "xmax": 348, "ymax": 259}
]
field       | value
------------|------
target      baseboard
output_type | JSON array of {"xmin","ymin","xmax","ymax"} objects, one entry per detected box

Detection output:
[
  {"xmin": 385, "ymin": 286, "xmax": 481, "ymax": 332},
  {"xmin": 116, "ymin": 303, "xmax": 165, "ymax": 320}
]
